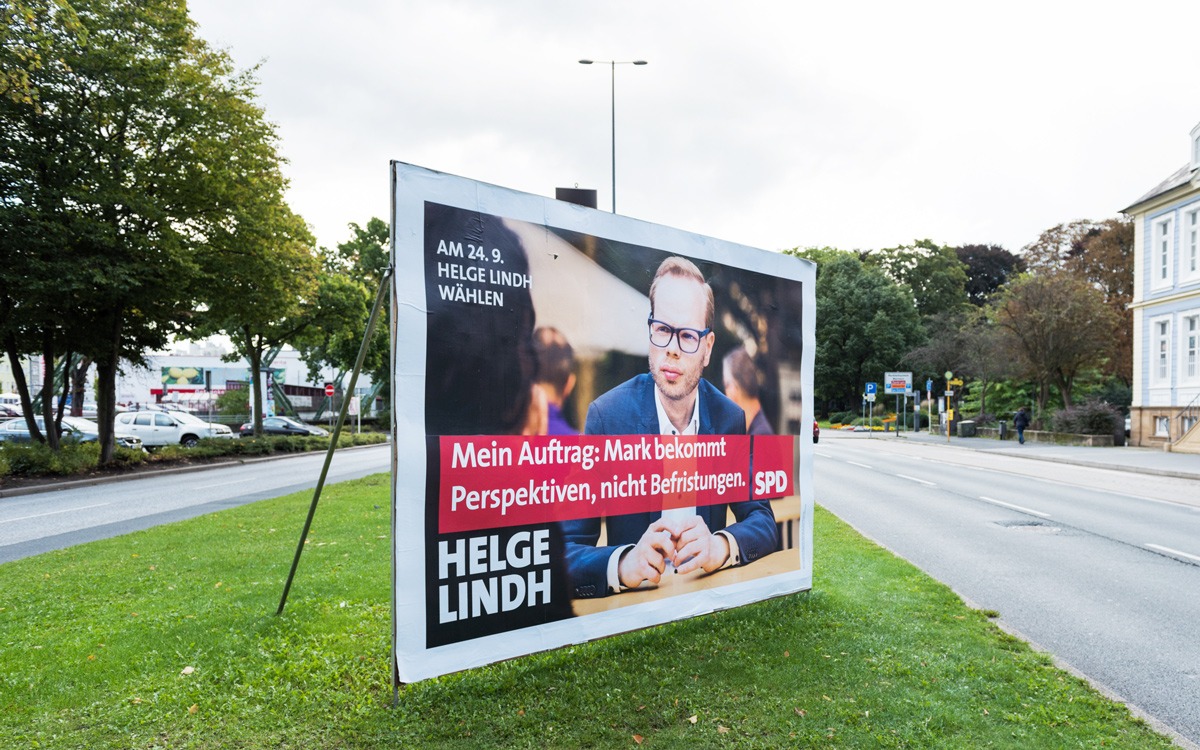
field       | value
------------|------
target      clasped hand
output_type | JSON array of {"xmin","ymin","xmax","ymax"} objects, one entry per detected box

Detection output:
[{"xmin": 617, "ymin": 516, "xmax": 730, "ymax": 589}]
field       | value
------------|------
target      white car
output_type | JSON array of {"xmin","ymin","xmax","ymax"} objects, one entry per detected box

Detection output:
[{"xmin": 114, "ymin": 410, "xmax": 234, "ymax": 448}]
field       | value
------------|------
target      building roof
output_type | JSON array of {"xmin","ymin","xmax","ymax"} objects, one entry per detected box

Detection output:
[{"xmin": 1122, "ymin": 163, "xmax": 1197, "ymax": 214}]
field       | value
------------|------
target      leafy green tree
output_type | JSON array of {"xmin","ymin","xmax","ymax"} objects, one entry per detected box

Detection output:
[
  {"xmin": 868, "ymin": 240, "xmax": 969, "ymax": 319},
  {"xmin": 297, "ymin": 218, "xmax": 390, "ymax": 405},
  {"xmin": 788, "ymin": 250, "xmax": 924, "ymax": 409},
  {"xmin": 991, "ymin": 270, "xmax": 1117, "ymax": 411},
  {"xmin": 1, "ymin": 0, "xmax": 282, "ymax": 463},
  {"xmin": 196, "ymin": 191, "xmax": 321, "ymax": 437}
]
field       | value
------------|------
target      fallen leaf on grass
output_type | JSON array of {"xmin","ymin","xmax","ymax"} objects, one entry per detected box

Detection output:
[
  {"xmin": 180, "ymin": 666, "xmax": 195, "ymax": 676},
  {"xmin": 632, "ymin": 735, "xmax": 643, "ymax": 745},
  {"xmin": 188, "ymin": 704, "xmax": 198, "ymax": 715},
  {"xmin": 784, "ymin": 650, "xmax": 790, "ymax": 657},
  {"xmin": 87, "ymin": 654, "xmax": 95, "ymax": 661},
  {"xmin": 795, "ymin": 708, "xmax": 807, "ymax": 717},
  {"xmin": 687, "ymin": 715, "xmax": 698, "ymax": 724},
  {"xmin": 717, "ymin": 725, "xmax": 730, "ymax": 734}
]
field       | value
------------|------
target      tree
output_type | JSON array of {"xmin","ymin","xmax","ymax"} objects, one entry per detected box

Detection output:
[
  {"xmin": 1022, "ymin": 219, "xmax": 1134, "ymax": 384},
  {"xmin": 297, "ymin": 218, "xmax": 390, "ymax": 403},
  {"xmin": 1, "ymin": 0, "xmax": 283, "ymax": 463},
  {"xmin": 956, "ymin": 312, "xmax": 1018, "ymax": 417},
  {"xmin": 991, "ymin": 270, "xmax": 1118, "ymax": 412},
  {"xmin": 867, "ymin": 239, "xmax": 969, "ymax": 319},
  {"xmin": 196, "ymin": 191, "xmax": 321, "ymax": 437},
  {"xmin": 788, "ymin": 249, "xmax": 924, "ymax": 410},
  {"xmin": 955, "ymin": 244, "xmax": 1024, "ymax": 306}
]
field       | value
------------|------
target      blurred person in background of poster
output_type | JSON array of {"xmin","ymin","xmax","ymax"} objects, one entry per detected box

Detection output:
[
  {"xmin": 723, "ymin": 345, "xmax": 773, "ymax": 436},
  {"xmin": 533, "ymin": 326, "xmax": 578, "ymax": 436}
]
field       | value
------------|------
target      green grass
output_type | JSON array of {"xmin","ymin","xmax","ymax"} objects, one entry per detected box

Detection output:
[{"xmin": 0, "ymin": 477, "xmax": 1174, "ymax": 749}]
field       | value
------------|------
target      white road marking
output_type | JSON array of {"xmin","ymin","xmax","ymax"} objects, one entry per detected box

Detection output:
[
  {"xmin": 1145, "ymin": 543, "xmax": 1200, "ymax": 564},
  {"xmin": 196, "ymin": 480, "xmax": 247, "ymax": 489},
  {"xmin": 846, "ymin": 461, "xmax": 873, "ymax": 469},
  {"xmin": 979, "ymin": 496, "xmax": 1050, "ymax": 518},
  {"xmin": 896, "ymin": 474, "xmax": 936, "ymax": 486},
  {"xmin": 3, "ymin": 502, "xmax": 111, "ymax": 524}
]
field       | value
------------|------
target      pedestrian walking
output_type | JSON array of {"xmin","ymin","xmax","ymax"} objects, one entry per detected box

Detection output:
[{"xmin": 1013, "ymin": 407, "xmax": 1030, "ymax": 444}]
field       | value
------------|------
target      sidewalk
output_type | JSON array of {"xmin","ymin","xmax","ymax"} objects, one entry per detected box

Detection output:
[{"xmin": 882, "ymin": 428, "xmax": 1200, "ymax": 481}]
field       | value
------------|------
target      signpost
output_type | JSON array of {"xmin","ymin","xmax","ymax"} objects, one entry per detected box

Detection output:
[
  {"xmin": 864, "ymin": 382, "xmax": 877, "ymax": 432},
  {"xmin": 884, "ymin": 372, "xmax": 912, "ymax": 435}
]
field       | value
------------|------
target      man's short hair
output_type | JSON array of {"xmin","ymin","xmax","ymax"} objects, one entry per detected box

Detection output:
[
  {"xmin": 649, "ymin": 256, "xmax": 714, "ymax": 329},
  {"xmin": 533, "ymin": 326, "xmax": 575, "ymax": 395},
  {"xmin": 723, "ymin": 345, "xmax": 761, "ymax": 399}
]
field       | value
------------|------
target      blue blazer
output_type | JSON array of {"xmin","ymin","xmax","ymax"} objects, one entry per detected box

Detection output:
[{"xmin": 561, "ymin": 373, "xmax": 777, "ymax": 598}]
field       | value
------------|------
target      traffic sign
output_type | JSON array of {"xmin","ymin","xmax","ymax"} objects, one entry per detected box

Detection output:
[
  {"xmin": 865, "ymin": 382, "xmax": 877, "ymax": 395},
  {"xmin": 926, "ymin": 379, "xmax": 933, "ymax": 393},
  {"xmin": 884, "ymin": 371, "xmax": 913, "ymax": 395},
  {"xmin": 324, "ymin": 382, "xmax": 335, "ymax": 397}
]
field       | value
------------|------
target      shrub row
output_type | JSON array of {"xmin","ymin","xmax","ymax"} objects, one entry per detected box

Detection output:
[
  {"xmin": 0, "ymin": 432, "xmax": 389, "ymax": 479},
  {"xmin": 1050, "ymin": 400, "xmax": 1122, "ymax": 436}
]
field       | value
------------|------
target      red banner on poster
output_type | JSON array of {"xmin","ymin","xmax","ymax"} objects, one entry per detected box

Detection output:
[{"xmin": 437, "ymin": 434, "xmax": 794, "ymax": 534}]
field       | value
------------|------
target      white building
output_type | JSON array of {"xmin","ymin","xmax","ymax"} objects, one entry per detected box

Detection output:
[{"xmin": 1123, "ymin": 120, "xmax": 1200, "ymax": 451}]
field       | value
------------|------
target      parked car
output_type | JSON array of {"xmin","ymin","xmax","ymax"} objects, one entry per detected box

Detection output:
[
  {"xmin": 813, "ymin": 420, "xmax": 820, "ymax": 444},
  {"xmin": 114, "ymin": 410, "xmax": 234, "ymax": 448},
  {"xmin": 239, "ymin": 416, "xmax": 329, "ymax": 437},
  {"xmin": 0, "ymin": 415, "xmax": 143, "ymax": 450},
  {"xmin": 0, "ymin": 404, "xmax": 21, "ymax": 419}
]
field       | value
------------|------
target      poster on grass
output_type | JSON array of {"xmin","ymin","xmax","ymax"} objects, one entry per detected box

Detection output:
[{"xmin": 390, "ymin": 162, "xmax": 815, "ymax": 683}]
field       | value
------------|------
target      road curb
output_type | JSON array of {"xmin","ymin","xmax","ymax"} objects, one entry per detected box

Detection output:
[
  {"xmin": 890, "ymin": 434, "xmax": 1200, "ymax": 482},
  {"xmin": 0, "ymin": 441, "xmax": 390, "ymax": 500}
]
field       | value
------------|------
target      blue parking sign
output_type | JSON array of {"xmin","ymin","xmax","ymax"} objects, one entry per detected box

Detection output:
[
  {"xmin": 926, "ymin": 379, "xmax": 933, "ymax": 393},
  {"xmin": 865, "ymin": 382, "xmax": 877, "ymax": 395}
]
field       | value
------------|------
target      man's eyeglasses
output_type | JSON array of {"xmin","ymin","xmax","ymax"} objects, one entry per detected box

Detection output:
[{"xmin": 647, "ymin": 318, "xmax": 711, "ymax": 354}]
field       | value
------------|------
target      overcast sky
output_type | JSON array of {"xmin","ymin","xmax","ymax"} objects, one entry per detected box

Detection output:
[{"xmin": 188, "ymin": 1, "xmax": 1200, "ymax": 257}]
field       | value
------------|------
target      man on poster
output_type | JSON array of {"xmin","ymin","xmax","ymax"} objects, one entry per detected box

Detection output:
[{"xmin": 561, "ymin": 256, "xmax": 777, "ymax": 598}]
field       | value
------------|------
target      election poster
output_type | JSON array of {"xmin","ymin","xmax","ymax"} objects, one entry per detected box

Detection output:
[{"xmin": 391, "ymin": 162, "xmax": 815, "ymax": 683}]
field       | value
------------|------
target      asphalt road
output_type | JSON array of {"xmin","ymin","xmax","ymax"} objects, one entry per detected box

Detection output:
[
  {"xmin": 0, "ymin": 444, "xmax": 392, "ymax": 564},
  {"xmin": 815, "ymin": 431, "xmax": 1200, "ymax": 748}
]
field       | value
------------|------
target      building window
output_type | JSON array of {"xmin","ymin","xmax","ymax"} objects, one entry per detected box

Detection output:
[
  {"xmin": 1153, "ymin": 215, "xmax": 1174, "ymax": 287},
  {"xmin": 1185, "ymin": 206, "xmax": 1200, "ymax": 281},
  {"xmin": 1155, "ymin": 416, "xmax": 1170, "ymax": 437},
  {"xmin": 1154, "ymin": 318, "xmax": 1171, "ymax": 382},
  {"xmin": 1185, "ymin": 314, "xmax": 1199, "ymax": 381}
]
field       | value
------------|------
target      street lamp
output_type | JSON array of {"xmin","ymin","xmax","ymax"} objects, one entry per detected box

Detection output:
[{"xmin": 578, "ymin": 58, "xmax": 648, "ymax": 214}]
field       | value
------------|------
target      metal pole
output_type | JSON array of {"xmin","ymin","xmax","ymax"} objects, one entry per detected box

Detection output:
[
  {"xmin": 277, "ymin": 266, "xmax": 393, "ymax": 615},
  {"xmin": 610, "ymin": 60, "xmax": 616, "ymax": 213}
]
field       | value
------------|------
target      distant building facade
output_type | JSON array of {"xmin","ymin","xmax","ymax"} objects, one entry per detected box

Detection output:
[{"xmin": 1123, "ymin": 121, "xmax": 1200, "ymax": 450}]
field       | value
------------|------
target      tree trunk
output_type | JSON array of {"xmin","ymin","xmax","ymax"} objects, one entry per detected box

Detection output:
[
  {"xmin": 4, "ymin": 334, "xmax": 44, "ymax": 443},
  {"xmin": 95, "ymin": 311, "xmax": 123, "ymax": 465},
  {"xmin": 243, "ymin": 327, "xmax": 264, "ymax": 436},
  {"xmin": 71, "ymin": 356, "xmax": 92, "ymax": 417},
  {"xmin": 40, "ymin": 332, "xmax": 60, "ymax": 450}
]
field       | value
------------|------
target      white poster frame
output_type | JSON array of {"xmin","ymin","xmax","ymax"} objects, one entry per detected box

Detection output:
[{"xmin": 390, "ymin": 162, "xmax": 815, "ymax": 683}]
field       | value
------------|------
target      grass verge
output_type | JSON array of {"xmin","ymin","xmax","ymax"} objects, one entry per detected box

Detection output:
[{"xmin": 0, "ymin": 476, "xmax": 1174, "ymax": 748}]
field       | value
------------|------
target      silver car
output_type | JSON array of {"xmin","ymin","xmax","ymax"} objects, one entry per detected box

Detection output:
[
  {"xmin": 114, "ymin": 410, "xmax": 234, "ymax": 448},
  {"xmin": 0, "ymin": 415, "xmax": 143, "ymax": 450}
]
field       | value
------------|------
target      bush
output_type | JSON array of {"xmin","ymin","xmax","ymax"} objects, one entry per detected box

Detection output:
[
  {"xmin": 0, "ymin": 442, "xmax": 98, "ymax": 477},
  {"xmin": 1051, "ymin": 400, "xmax": 1122, "ymax": 436},
  {"xmin": 830, "ymin": 411, "xmax": 858, "ymax": 425}
]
